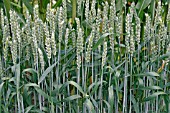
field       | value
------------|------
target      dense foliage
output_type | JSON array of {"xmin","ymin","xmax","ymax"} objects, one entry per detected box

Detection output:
[{"xmin": 0, "ymin": 0, "xmax": 170, "ymax": 113}]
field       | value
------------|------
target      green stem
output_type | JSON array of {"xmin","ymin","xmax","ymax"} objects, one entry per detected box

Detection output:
[
  {"xmin": 100, "ymin": 67, "xmax": 103, "ymax": 112},
  {"xmin": 72, "ymin": 0, "xmax": 76, "ymax": 23},
  {"xmin": 123, "ymin": 53, "xmax": 128, "ymax": 113},
  {"xmin": 129, "ymin": 55, "xmax": 132, "ymax": 113},
  {"xmin": 56, "ymin": 42, "xmax": 61, "ymax": 113}
]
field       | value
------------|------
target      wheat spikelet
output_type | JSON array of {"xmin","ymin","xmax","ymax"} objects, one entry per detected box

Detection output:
[{"xmin": 102, "ymin": 42, "xmax": 107, "ymax": 68}]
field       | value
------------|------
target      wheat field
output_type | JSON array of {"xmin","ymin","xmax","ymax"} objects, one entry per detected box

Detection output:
[{"xmin": 0, "ymin": 0, "xmax": 170, "ymax": 113}]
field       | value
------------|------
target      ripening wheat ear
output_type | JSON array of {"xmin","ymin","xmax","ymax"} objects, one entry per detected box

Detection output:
[
  {"xmin": 159, "ymin": 22, "xmax": 167, "ymax": 54},
  {"xmin": 24, "ymin": 14, "xmax": 32, "ymax": 61},
  {"xmin": 102, "ymin": 42, "xmax": 107, "ymax": 68},
  {"xmin": 9, "ymin": 10, "xmax": 19, "ymax": 65},
  {"xmin": 71, "ymin": 28, "xmax": 76, "ymax": 48},
  {"xmin": 76, "ymin": 28, "xmax": 83, "ymax": 69},
  {"xmin": 135, "ymin": 17, "xmax": 141, "ymax": 45},
  {"xmin": 125, "ymin": 13, "xmax": 130, "ymax": 53},
  {"xmin": 109, "ymin": 27, "xmax": 114, "ymax": 51},
  {"xmin": 62, "ymin": 0, "xmax": 67, "ymax": 23},
  {"xmin": 9, "ymin": 10, "xmax": 17, "ymax": 40},
  {"xmin": 144, "ymin": 14, "xmax": 151, "ymax": 42},
  {"xmin": 51, "ymin": 31, "xmax": 56, "ymax": 56},
  {"xmin": 38, "ymin": 48, "xmax": 45, "ymax": 71},
  {"xmin": 75, "ymin": 17, "xmax": 80, "ymax": 30},
  {"xmin": 50, "ymin": 9, "xmax": 56, "ymax": 56},
  {"xmin": 3, "ymin": 36, "xmax": 10, "ymax": 62},
  {"xmin": 91, "ymin": 0, "xmax": 96, "ymax": 18},
  {"xmin": 161, "ymin": 26, "xmax": 167, "ymax": 51},
  {"xmin": 1, "ymin": 9, "xmax": 4, "ymax": 34},
  {"xmin": 116, "ymin": 13, "xmax": 123, "ymax": 42},
  {"xmin": 11, "ymin": 39, "xmax": 18, "ymax": 65},
  {"xmin": 44, "ymin": 23, "xmax": 51, "ymax": 60},
  {"xmin": 130, "ymin": 25, "xmax": 135, "ymax": 57},
  {"xmin": 16, "ymin": 19, "xmax": 21, "ymax": 46},
  {"xmin": 85, "ymin": 33, "xmax": 93, "ymax": 63},
  {"xmin": 110, "ymin": 0, "xmax": 116, "ymax": 20},
  {"xmin": 130, "ymin": 2, "xmax": 135, "ymax": 15},
  {"xmin": 75, "ymin": 18, "xmax": 83, "ymax": 69},
  {"xmin": 85, "ymin": 0, "xmax": 89, "ymax": 22},
  {"xmin": 58, "ymin": 7, "xmax": 64, "ymax": 43},
  {"xmin": 39, "ymin": 19, "xmax": 44, "ymax": 46},
  {"xmin": 46, "ymin": 4, "xmax": 55, "ymax": 37},
  {"xmin": 4, "ymin": 16, "xmax": 10, "ymax": 36},
  {"xmin": 33, "ymin": 5, "xmax": 39, "ymax": 32},
  {"xmin": 65, "ymin": 28, "xmax": 69, "ymax": 50},
  {"xmin": 155, "ymin": 1, "xmax": 162, "ymax": 27},
  {"xmin": 2, "ymin": 17, "xmax": 10, "ymax": 62},
  {"xmin": 150, "ymin": 25, "xmax": 158, "ymax": 59},
  {"xmin": 32, "ymin": 26, "xmax": 38, "ymax": 65},
  {"xmin": 77, "ymin": 0, "xmax": 82, "ymax": 15},
  {"xmin": 102, "ymin": 1, "xmax": 109, "ymax": 34},
  {"xmin": 46, "ymin": 4, "xmax": 50, "ymax": 22},
  {"xmin": 25, "ymin": 12, "xmax": 32, "ymax": 41},
  {"xmin": 95, "ymin": 8, "xmax": 102, "ymax": 53}
]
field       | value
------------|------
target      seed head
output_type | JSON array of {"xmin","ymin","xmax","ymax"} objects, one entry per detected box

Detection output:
[
  {"xmin": 135, "ymin": 17, "xmax": 141, "ymax": 44},
  {"xmin": 77, "ymin": 0, "xmax": 82, "ymax": 15},
  {"xmin": 63, "ymin": 0, "xmax": 67, "ymax": 23},
  {"xmin": 34, "ymin": 5, "xmax": 39, "ymax": 21},
  {"xmin": 144, "ymin": 13, "xmax": 151, "ymax": 42},
  {"xmin": 155, "ymin": 1, "xmax": 162, "ymax": 27},
  {"xmin": 130, "ymin": 2, "xmax": 135, "ymax": 16},
  {"xmin": 77, "ymin": 28, "xmax": 83, "ymax": 54},
  {"xmin": 46, "ymin": 4, "xmax": 50, "ymax": 22},
  {"xmin": 117, "ymin": 13, "xmax": 123, "ymax": 40},
  {"xmin": 85, "ymin": 31, "xmax": 94, "ymax": 63},
  {"xmin": 91, "ymin": 0, "xmax": 96, "ymax": 17},
  {"xmin": 125, "ymin": 13, "xmax": 131, "ymax": 53},
  {"xmin": 65, "ymin": 28, "xmax": 69, "ymax": 50},
  {"xmin": 102, "ymin": 42, "xmax": 107, "ymax": 67},
  {"xmin": 130, "ymin": 26, "xmax": 135, "ymax": 56},
  {"xmin": 38, "ymin": 48, "xmax": 45, "ymax": 71},
  {"xmin": 3, "ymin": 36, "xmax": 10, "ymax": 61},
  {"xmin": 44, "ymin": 23, "xmax": 51, "ymax": 60},
  {"xmin": 161, "ymin": 26, "xmax": 167, "ymax": 49},
  {"xmin": 31, "ymin": 42, "xmax": 38, "ymax": 66},
  {"xmin": 110, "ymin": 0, "xmax": 116, "ymax": 17},
  {"xmin": 51, "ymin": 31, "xmax": 56, "ymax": 56},
  {"xmin": 109, "ymin": 27, "xmax": 114, "ymax": 50},
  {"xmin": 85, "ymin": 0, "xmax": 89, "ymax": 22},
  {"xmin": 58, "ymin": 7, "xmax": 64, "ymax": 43},
  {"xmin": 11, "ymin": 39, "xmax": 18, "ymax": 65},
  {"xmin": 102, "ymin": 2, "xmax": 109, "ymax": 34},
  {"xmin": 150, "ymin": 40, "xmax": 157, "ymax": 56},
  {"xmin": 71, "ymin": 29, "xmax": 76, "ymax": 48},
  {"xmin": 75, "ymin": 18, "xmax": 80, "ymax": 30},
  {"xmin": 77, "ymin": 55, "xmax": 81, "ymax": 70},
  {"xmin": 76, "ymin": 28, "xmax": 83, "ymax": 69},
  {"xmin": 1, "ymin": 9, "xmax": 4, "ymax": 32}
]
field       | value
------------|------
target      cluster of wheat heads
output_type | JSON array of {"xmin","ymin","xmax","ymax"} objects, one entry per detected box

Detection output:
[{"xmin": 0, "ymin": 0, "xmax": 170, "ymax": 113}]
